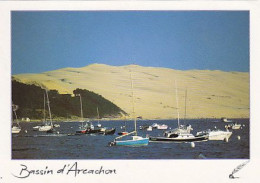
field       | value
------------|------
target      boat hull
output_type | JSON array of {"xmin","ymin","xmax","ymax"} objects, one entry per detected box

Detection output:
[
  {"xmin": 118, "ymin": 131, "xmax": 128, "ymax": 135},
  {"xmin": 102, "ymin": 128, "xmax": 116, "ymax": 135},
  {"xmin": 208, "ymin": 131, "xmax": 232, "ymax": 140},
  {"xmin": 115, "ymin": 137, "xmax": 149, "ymax": 146},
  {"xmin": 149, "ymin": 135, "xmax": 208, "ymax": 142},
  {"xmin": 38, "ymin": 125, "xmax": 52, "ymax": 132},
  {"xmin": 12, "ymin": 127, "xmax": 21, "ymax": 134}
]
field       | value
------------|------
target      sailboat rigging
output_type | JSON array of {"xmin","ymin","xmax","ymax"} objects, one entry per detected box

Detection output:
[
  {"xmin": 109, "ymin": 70, "xmax": 149, "ymax": 146},
  {"xmin": 149, "ymin": 81, "xmax": 208, "ymax": 142},
  {"xmin": 39, "ymin": 90, "xmax": 54, "ymax": 133},
  {"xmin": 12, "ymin": 103, "xmax": 21, "ymax": 134},
  {"xmin": 75, "ymin": 93, "xmax": 94, "ymax": 134}
]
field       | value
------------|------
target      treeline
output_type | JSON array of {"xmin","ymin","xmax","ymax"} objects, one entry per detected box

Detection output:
[{"xmin": 12, "ymin": 79, "xmax": 126, "ymax": 120}]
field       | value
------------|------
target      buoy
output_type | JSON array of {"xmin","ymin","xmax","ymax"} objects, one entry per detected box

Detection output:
[
  {"xmin": 243, "ymin": 124, "xmax": 245, "ymax": 127},
  {"xmin": 237, "ymin": 136, "xmax": 241, "ymax": 140},
  {"xmin": 25, "ymin": 130, "xmax": 28, "ymax": 133},
  {"xmin": 57, "ymin": 131, "xmax": 60, "ymax": 134},
  {"xmin": 191, "ymin": 142, "xmax": 195, "ymax": 148},
  {"xmin": 224, "ymin": 137, "xmax": 229, "ymax": 142}
]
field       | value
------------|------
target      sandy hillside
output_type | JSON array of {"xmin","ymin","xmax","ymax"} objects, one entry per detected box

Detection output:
[{"xmin": 13, "ymin": 64, "xmax": 249, "ymax": 119}]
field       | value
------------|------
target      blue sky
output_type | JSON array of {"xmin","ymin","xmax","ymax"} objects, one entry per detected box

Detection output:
[{"xmin": 12, "ymin": 11, "xmax": 249, "ymax": 74}]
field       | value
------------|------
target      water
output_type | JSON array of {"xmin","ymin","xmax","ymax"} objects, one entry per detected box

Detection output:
[{"xmin": 12, "ymin": 119, "xmax": 249, "ymax": 159}]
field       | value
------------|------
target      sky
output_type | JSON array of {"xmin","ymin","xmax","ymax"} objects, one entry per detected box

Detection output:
[{"xmin": 11, "ymin": 11, "xmax": 249, "ymax": 74}]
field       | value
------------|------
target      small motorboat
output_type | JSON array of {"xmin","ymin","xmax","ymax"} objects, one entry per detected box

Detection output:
[
  {"xmin": 221, "ymin": 117, "xmax": 233, "ymax": 123},
  {"xmin": 151, "ymin": 123, "xmax": 159, "ymax": 129},
  {"xmin": 33, "ymin": 125, "xmax": 42, "ymax": 131},
  {"xmin": 147, "ymin": 126, "xmax": 153, "ymax": 131},
  {"xmin": 196, "ymin": 129, "xmax": 232, "ymax": 141},
  {"xmin": 139, "ymin": 125, "xmax": 149, "ymax": 130},
  {"xmin": 12, "ymin": 126, "xmax": 21, "ymax": 134},
  {"xmin": 54, "ymin": 124, "xmax": 60, "ymax": 128},
  {"xmin": 100, "ymin": 128, "xmax": 116, "ymax": 135},
  {"xmin": 157, "ymin": 124, "xmax": 168, "ymax": 130},
  {"xmin": 225, "ymin": 123, "xmax": 241, "ymax": 130}
]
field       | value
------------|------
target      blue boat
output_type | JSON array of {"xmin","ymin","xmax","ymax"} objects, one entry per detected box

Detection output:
[
  {"xmin": 109, "ymin": 70, "xmax": 149, "ymax": 147},
  {"xmin": 109, "ymin": 131, "xmax": 149, "ymax": 146}
]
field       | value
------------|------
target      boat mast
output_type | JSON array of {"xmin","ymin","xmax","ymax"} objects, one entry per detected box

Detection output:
[
  {"xmin": 45, "ymin": 89, "xmax": 53, "ymax": 127},
  {"xmin": 184, "ymin": 88, "xmax": 187, "ymax": 125},
  {"xmin": 77, "ymin": 94, "xmax": 84, "ymax": 127},
  {"xmin": 130, "ymin": 70, "xmax": 137, "ymax": 135},
  {"xmin": 12, "ymin": 103, "xmax": 19, "ymax": 126},
  {"xmin": 97, "ymin": 107, "xmax": 100, "ymax": 124},
  {"xmin": 43, "ymin": 92, "xmax": 46, "ymax": 123},
  {"xmin": 175, "ymin": 80, "xmax": 180, "ymax": 128}
]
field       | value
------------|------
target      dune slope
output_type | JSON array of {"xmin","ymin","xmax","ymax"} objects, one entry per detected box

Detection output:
[{"xmin": 13, "ymin": 64, "xmax": 249, "ymax": 119}]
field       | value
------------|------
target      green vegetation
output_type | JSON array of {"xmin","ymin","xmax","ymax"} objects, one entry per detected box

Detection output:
[{"xmin": 12, "ymin": 80, "xmax": 126, "ymax": 120}]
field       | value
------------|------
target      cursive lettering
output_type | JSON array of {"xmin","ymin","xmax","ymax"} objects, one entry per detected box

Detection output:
[
  {"xmin": 66, "ymin": 162, "xmax": 116, "ymax": 177},
  {"xmin": 12, "ymin": 162, "xmax": 117, "ymax": 179},
  {"xmin": 12, "ymin": 164, "xmax": 53, "ymax": 178}
]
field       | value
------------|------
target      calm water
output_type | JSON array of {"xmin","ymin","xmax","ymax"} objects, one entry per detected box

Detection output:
[{"xmin": 12, "ymin": 119, "xmax": 249, "ymax": 159}]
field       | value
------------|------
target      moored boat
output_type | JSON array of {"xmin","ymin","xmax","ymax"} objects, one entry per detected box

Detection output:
[
  {"xmin": 100, "ymin": 128, "xmax": 116, "ymax": 135},
  {"xmin": 12, "ymin": 104, "xmax": 21, "ymax": 134},
  {"xmin": 118, "ymin": 121, "xmax": 128, "ymax": 135},
  {"xmin": 39, "ymin": 90, "xmax": 54, "ymax": 133},
  {"xmin": 196, "ymin": 129, "xmax": 232, "ymax": 141},
  {"xmin": 109, "ymin": 70, "xmax": 149, "ymax": 146},
  {"xmin": 157, "ymin": 124, "xmax": 168, "ymax": 130},
  {"xmin": 221, "ymin": 117, "xmax": 233, "ymax": 123},
  {"xmin": 12, "ymin": 126, "xmax": 21, "ymax": 134},
  {"xmin": 225, "ymin": 123, "xmax": 241, "ymax": 130},
  {"xmin": 149, "ymin": 132, "xmax": 208, "ymax": 142},
  {"xmin": 147, "ymin": 126, "xmax": 153, "ymax": 131},
  {"xmin": 149, "ymin": 82, "xmax": 206, "ymax": 143}
]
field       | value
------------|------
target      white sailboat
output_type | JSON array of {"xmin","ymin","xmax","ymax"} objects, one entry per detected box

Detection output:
[
  {"xmin": 33, "ymin": 93, "xmax": 46, "ymax": 131},
  {"xmin": 109, "ymin": 70, "xmax": 149, "ymax": 146},
  {"xmin": 149, "ymin": 81, "xmax": 208, "ymax": 142},
  {"xmin": 39, "ymin": 90, "xmax": 54, "ymax": 132},
  {"xmin": 12, "ymin": 104, "xmax": 21, "ymax": 134},
  {"xmin": 165, "ymin": 89, "xmax": 193, "ymax": 135}
]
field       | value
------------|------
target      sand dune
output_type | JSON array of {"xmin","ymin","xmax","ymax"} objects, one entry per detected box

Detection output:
[{"xmin": 13, "ymin": 64, "xmax": 249, "ymax": 119}]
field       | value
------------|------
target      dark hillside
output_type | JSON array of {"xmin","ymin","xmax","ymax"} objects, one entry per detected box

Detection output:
[{"xmin": 12, "ymin": 80, "xmax": 126, "ymax": 120}]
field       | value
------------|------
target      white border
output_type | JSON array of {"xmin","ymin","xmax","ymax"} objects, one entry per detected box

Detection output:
[{"xmin": 1, "ymin": 1, "xmax": 259, "ymax": 183}]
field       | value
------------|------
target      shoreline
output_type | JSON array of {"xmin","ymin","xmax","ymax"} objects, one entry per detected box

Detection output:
[{"xmin": 18, "ymin": 117, "xmax": 250, "ymax": 123}]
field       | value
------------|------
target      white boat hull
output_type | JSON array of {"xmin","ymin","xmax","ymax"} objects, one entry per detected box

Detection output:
[
  {"xmin": 197, "ymin": 130, "xmax": 232, "ymax": 141},
  {"xmin": 39, "ymin": 125, "xmax": 52, "ymax": 131},
  {"xmin": 12, "ymin": 126, "xmax": 21, "ymax": 134},
  {"xmin": 157, "ymin": 125, "xmax": 168, "ymax": 130},
  {"xmin": 209, "ymin": 131, "xmax": 232, "ymax": 140}
]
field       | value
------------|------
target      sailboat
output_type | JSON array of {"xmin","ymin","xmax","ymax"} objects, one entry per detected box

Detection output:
[
  {"xmin": 33, "ymin": 93, "xmax": 46, "ymax": 131},
  {"xmin": 39, "ymin": 90, "xmax": 54, "ymax": 133},
  {"xmin": 74, "ymin": 94, "xmax": 95, "ymax": 134},
  {"xmin": 149, "ymin": 82, "xmax": 208, "ymax": 142},
  {"xmin": 12, "ymin": 104, "xmax": 21, "ymax": 134},
  {"xmin": 164, "ymin": 89, "xmax": 193, "ymax": 135},
  {"xmin": 109, "ymin": 70, "xmax": 149, "ymax": 146},
  {"xmin": 75, "ymin": 93, "xmax": 88, "ymax": 134},
  {"xmin": 96, "ymin": 107, "xmax": 102, "ymax": 128}
]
